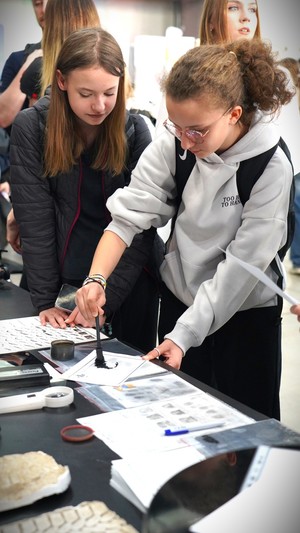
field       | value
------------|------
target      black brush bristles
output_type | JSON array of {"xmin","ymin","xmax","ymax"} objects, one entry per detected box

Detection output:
[{"xmin": 95, "ymin": 315, "xmax": 105, "ymax": 367}]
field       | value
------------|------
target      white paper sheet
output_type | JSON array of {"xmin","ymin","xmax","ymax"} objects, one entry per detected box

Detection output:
[
  {"xmin": 62, "ymin": 350, "xmax": 148, "ymax": 386},
  {"xmin": 221, "ymin": 248, "xmax": 299, "ymax": 305},
  {"xmin": 110, "ymin": 447, "xmax": 204, "ymax": 513},
  {"xmin": 0, "ymin": 316, "xmax": 102, "ymax": 354},
  {"xmin": 77, "ymin": 391, "xmax": 254, "ymax": 459}
]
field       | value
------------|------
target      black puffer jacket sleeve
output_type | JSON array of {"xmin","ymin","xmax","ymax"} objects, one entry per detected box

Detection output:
[
  {"xmin": 103, "ymin": 112, "xmax": 158, "ymax": 317},
  {"xmin": 10, "ymin": 100, "xmax": 61, "ymax": 311}
]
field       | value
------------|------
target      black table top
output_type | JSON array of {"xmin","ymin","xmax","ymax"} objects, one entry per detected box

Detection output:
[
  {"xmin": 0, "ymin": 280, "xmax": 37, "ymax": 319},
  {"xmin": 0, "ymin": 282, "xmax": 266, "ymax": 532},
  {"xmin": 0, "ymin": 385, "xmax": 142, "ymax": 530}
]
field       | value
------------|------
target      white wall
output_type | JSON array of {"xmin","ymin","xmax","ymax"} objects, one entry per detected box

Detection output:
[
  {"xmin": 95, "ymin": 0, "xmax": 174, "ymax": 64},
  {"xmin": 0, "ymin": 0, "xmax": 43, "ymax": 71},
  {"xmin": 259, "ymin": 0, "xmax": 300, "ymax": 59}
]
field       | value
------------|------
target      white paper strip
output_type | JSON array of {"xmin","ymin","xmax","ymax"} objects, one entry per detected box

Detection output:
[{"xmin": 220, "ymin": 247, "xmax": 299, "ymax": 305}]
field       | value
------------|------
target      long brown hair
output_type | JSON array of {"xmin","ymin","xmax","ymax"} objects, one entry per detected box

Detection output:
[
  {"xmin": 164, "ymin": 39, "xmax": 293, "ymax": 127},
  {"xmin": 41, "ymin": 0, "xmax": 100, "ymax": 96},
  {"xmin": 199, "ymin": 0, "xmax": 261, "ymax": 45},
  {"xmin": 44, "ymin": 28, "xmax": 126, "ymax": 176}
]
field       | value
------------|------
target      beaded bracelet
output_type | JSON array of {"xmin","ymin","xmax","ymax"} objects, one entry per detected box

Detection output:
[{"xmin": 82, "ymin": 274, "xmax": 107, "ymax": 291}]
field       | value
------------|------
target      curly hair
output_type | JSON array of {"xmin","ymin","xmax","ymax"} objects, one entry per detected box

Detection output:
[{"xmin": 164, "ymin": 39, "xmax": 294, "ymax": 127}]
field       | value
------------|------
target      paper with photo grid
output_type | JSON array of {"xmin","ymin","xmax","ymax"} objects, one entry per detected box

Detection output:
[
  {"xmin": 0, "ymin": 316, "xmax": 102, "ymax": 354},
  {"xmin": 78, "ymin": 391, "xmax": 254, "ymax": 458}
]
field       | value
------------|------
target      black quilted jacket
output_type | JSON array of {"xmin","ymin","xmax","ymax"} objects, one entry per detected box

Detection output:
[{"xmin": 10, "ymin": 95, "xmax": 158, "ymax": 313}]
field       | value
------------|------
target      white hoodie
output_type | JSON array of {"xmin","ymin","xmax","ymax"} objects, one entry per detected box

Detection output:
[{"xmin": 106, "ymin": 111, "xmax": 293, "ymax": 354}]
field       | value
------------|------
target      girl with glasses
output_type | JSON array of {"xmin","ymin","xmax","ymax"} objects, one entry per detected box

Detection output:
[{"xmin": 75, "ymin": 38, "xmax": 293, "ymax": 419}]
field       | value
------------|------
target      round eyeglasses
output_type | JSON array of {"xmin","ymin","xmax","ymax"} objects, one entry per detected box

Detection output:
[{"xmin": 163, "ymin": 109, "xmax": 231, "ymax": 144}]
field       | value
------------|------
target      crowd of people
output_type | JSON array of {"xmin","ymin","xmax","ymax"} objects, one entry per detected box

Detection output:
[{"xmin": 1, "ymin": 0, "xmax": 299, "ymax": 419}]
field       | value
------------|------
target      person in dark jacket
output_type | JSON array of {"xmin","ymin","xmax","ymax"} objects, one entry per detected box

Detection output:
[
  {"xmin": 9, "ymin": 27, "xmax": 160, "ymax": 353},
  {"xmin": 0, "ymin": 0, "xmax": 45, "ymax": 130}
]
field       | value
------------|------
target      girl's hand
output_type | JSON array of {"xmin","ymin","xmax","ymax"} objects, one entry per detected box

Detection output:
[
  {"xmin": 290, "ymin": 304, "xmax": 300, "ymax": 322},
  {"xmin": 0, "ymin": 181, "xmax": 10, "ymax": 196},
  {"xmin": 40, "ymin": 306, "xmax": 98, "ymax": 329},
  {"xmin": 75, "ymin": 282, "xmax": 106, "ymax": 321},
  {"xmin": 39, "ymin": 307, "xmax": 70, "ymax": 328},
  {"xmin": 65, "ymin": 307, "xmax": 101, "ymax": 328},
  {"xmin": 143, "ymin": 339, "xmax": 184, "ymax": 369},
  {"xmin": 6, "ymin": 208, "xmax": 22, "ymax": 254}
]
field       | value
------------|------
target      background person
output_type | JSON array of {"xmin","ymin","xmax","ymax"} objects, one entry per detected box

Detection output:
[
  {"xmin": 6, "ymin": 0, "xmax": 101, "ymax": 290},
  {"xmin": 20, "ymin": 0, "xmax": 101, "ymax": 106},
  {"xmin": 154, "ymin": 0, "xmax": 260, "ymax": 137},
  {"xmin": 76, "ymin": 39, "xmax": 293, "ymax": 419},
  {"xmin": 0, "ymin": 0, "xmax": 46, "ymax": 258},
  {"xmin": 199, "ymin": 0, "xmax": 300, "ymax": 275},
  {"xmin": 0, "ymin": 127, "xmax": 11, "ymax": 250},
  {"xmin": 0, "ymin": 0, "xmax": 46, "ymax": 130},
  {"xmin": 9, "ymin": 28, "xmax": 160, "ymax": 353},
  {"xmin": 199, "ymin": 0, "xmax": 261, "ymax": 44},
  {"xmin": 277, "ymin": 57, "xmax": 300, "ymax": 275}
]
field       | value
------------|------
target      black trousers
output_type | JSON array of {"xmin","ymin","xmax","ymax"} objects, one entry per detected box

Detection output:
[
  {"xmin": 110, "ymin": 268, "xmax": 160, "ymax": 354},
  {"xmin": 158, "ymin": 282, "xmax": 282, "ymax": 419}
]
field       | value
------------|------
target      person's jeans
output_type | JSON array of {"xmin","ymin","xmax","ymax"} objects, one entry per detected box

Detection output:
[{"xmin": 290, "ymin": 173, "xmax": 300, "ymax": 267}]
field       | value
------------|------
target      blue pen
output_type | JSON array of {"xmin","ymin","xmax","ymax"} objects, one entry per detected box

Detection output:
[{"xmin": 164, "ymin": 421, "xmax": 224, "ymax": 436}]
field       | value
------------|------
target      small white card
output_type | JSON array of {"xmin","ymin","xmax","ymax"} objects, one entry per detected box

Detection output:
[
  {"xmin": 221, "ymin": 248, "xmax": 299, "ymax": 305},
  {"xmin": 62, "ymin": 351, "xmax": 146, "ymax": 386}
]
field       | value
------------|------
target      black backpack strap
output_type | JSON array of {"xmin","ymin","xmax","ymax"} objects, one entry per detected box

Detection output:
[
  {"xmin": 276, "ymin": 137, "xmax": 295, "ymax": 261},
  {"xmin": 169, "ymin": 138, "xmax": 196, "ymax": 238},
  {"xmin": 124, "ymin": 113, "xmax": 136, "ymax": 185},
  {"xmin": 237, "ymin": 142, "xmax": 279, "ymax": 205},
  {"xmin": 237, "ymin": 138, "xmax": 295, "ymax": 284},
  {"xmin": 278, "ymin": 137, "xmax": 293, "ymax": 172},
  {"xmin": 125, "ymin": 112, "xmax": 135, "ymax": 144},
  {"xmin": 174, "ymin": 138, "xmax": 196, "ymax": 205}
]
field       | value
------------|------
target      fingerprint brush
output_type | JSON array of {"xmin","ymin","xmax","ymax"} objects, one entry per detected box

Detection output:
[{"xmin": 95, "ymin": 315, "xmax": 105, "ymax": 367}]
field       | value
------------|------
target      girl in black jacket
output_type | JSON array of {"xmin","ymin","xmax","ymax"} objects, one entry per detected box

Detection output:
[{"xmin": 10, "ymin": 28, "xmax": 160, "ymax": 353}]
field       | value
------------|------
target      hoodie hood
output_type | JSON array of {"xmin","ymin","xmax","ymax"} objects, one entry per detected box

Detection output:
[{"xmin": 210, "ymin": 110, "xmax": 281, "ymax": 164}]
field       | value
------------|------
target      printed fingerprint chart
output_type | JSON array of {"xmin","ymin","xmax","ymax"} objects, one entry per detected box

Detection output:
[{"xmin": 0, "ymin": 316, "xmax": 97, "ymax": 354}]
